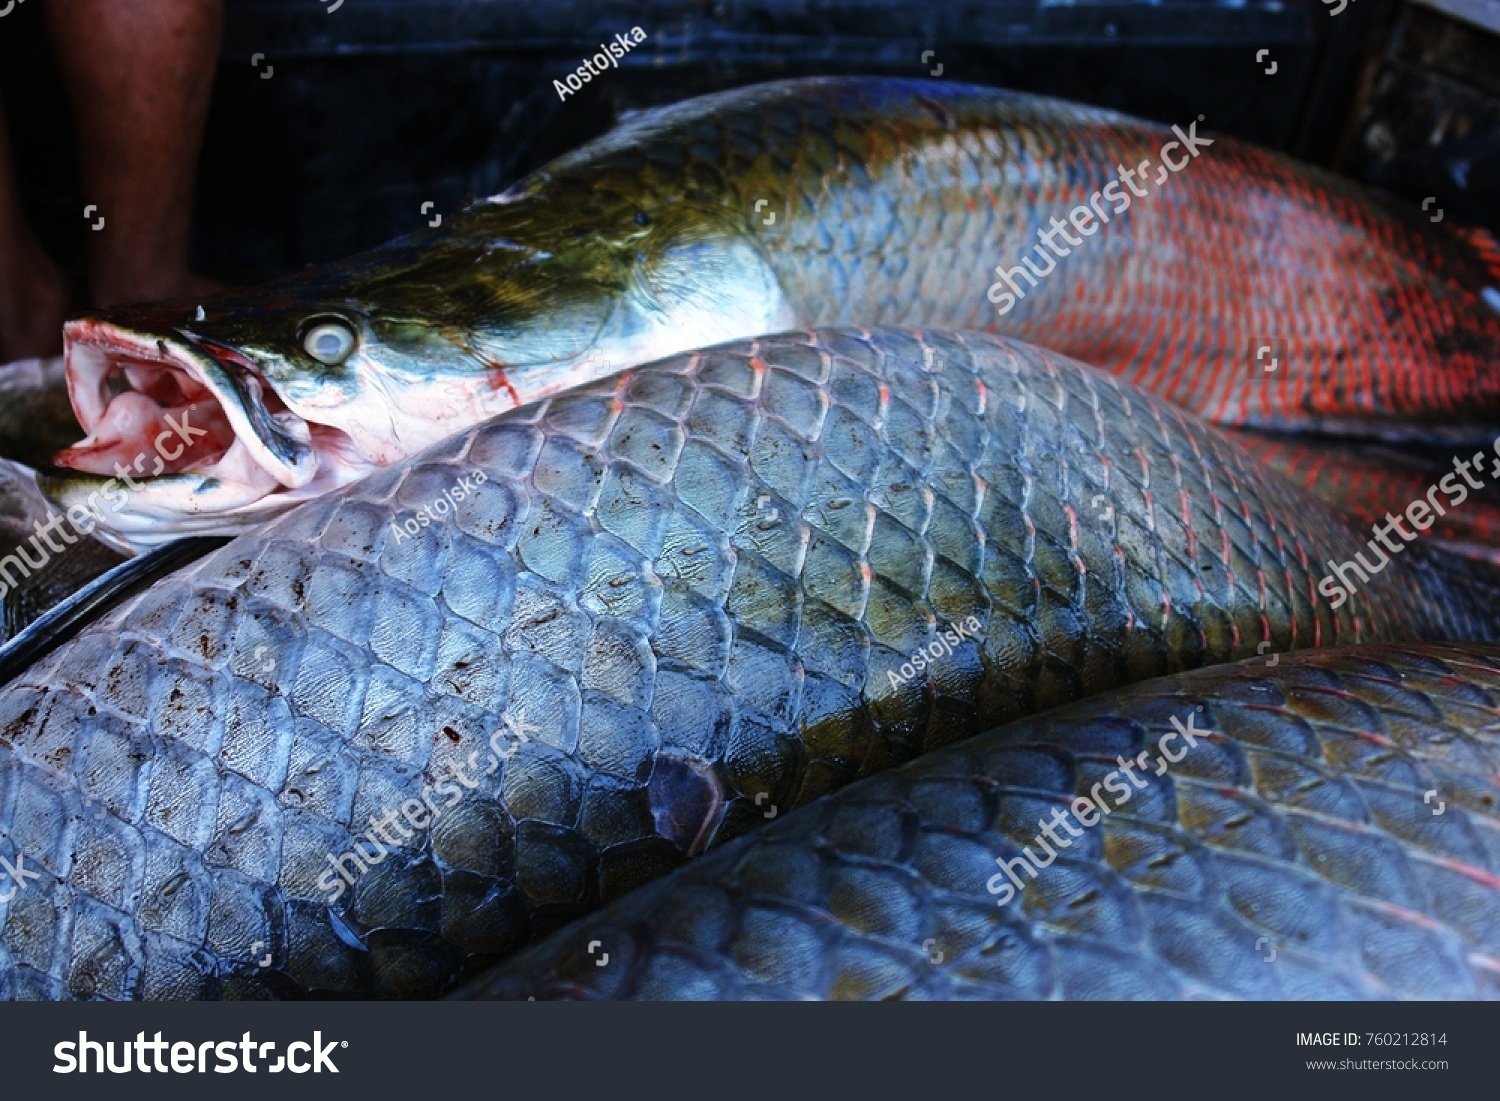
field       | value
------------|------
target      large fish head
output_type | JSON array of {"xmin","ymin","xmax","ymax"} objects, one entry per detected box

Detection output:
[
  {"xmin": 39, "ymin": 198, "xmax": 793, "ymax": 552},
  {"xmin": 36, "ymin": 232, "xmax": 616, "ymax": 550}
]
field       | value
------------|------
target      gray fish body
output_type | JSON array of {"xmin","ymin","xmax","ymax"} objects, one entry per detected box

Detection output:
[
  {"xmin": 0, "ymin": 329, "xmax": 1492, "ymax": 999},
  {"xmin": 461, "ymin": 644, "xmax": 1500, "ymax": 1001}
]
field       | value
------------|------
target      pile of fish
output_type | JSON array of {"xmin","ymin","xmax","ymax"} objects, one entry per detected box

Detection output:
[
  {"xmin": 463, "ymin": 644, "xmax": 1500, "ymax": 1001},
  {"xmin": 0, "ymin": 78, "xmax": 1497, "ymax": 1000}
]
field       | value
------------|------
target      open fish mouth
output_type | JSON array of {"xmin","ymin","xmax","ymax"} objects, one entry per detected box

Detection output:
[{"xmin": 40, "ymin": 319, "xmax": 371, "ymax": 551}]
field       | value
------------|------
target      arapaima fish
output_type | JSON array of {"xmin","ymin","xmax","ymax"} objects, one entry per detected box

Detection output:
[
  {"xmin": 37, "ymin": 78, "xmax": 1500, "ymax": 551},
  {"xmin": 4, "ymin": 328, "xmax": 1496, "ymax": 998}
]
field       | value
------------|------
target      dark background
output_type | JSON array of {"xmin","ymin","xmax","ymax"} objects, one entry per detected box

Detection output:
[{"xmin": 1, "ymin": 0, "xmax": 1497, "ymax": 286}]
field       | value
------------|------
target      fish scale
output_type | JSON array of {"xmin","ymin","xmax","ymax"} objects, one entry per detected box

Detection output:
[
  {"xmin": 404, "ymin": 76, "xmax": 1500, "ymax": 435},
  {"xmin": 0, "ymin": 328, "xmax": 1495, "ymax": 1000},
  {"xmin": 459, "ymin": 644, "xmax": 1500, "ymax": 1001},
  {"xmin": 1225, "ymin": 429, "xmax": 1500, "ymax": 565},
  {"xmin": 44, "ymin": 78, "xmax": 1500, "ymax": 551}
]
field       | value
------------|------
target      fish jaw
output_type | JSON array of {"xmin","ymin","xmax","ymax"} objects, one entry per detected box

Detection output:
[
  {"xmin": 44, "ymin": 312, "xmax": 533, "ymax": 551},
  {"xmin": 43, "ymin": 318, "xmax": 372, "ymax": 551},
  {"xmin": 40, "ymin": 197, "xmax": 797, "ymax": 552},
  {"xmin": 59, "ymin": 317, "xmax": 318, "ymax": 486}
]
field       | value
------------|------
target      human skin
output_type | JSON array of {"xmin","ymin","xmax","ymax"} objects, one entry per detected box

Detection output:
[{"xmin": 0, "ymin": 0, "xmax": 223, "ymax": 361}]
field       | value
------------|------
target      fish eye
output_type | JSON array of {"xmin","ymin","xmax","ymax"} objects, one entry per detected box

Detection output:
[{"xmin": 301, "ymin": 318, "xmax": 357, "ymax": 365}]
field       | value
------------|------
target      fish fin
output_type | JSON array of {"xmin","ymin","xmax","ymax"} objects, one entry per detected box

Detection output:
[
  {"xmin": 638, "ymin": 207, "xmax": 795, "ymax": 346},
  {"xmin": 647, "ymin": 752, "xmax": 727, "ymax": 857},
  {"xmin": 1430, "ymin": 538, "xmax": 1500, "ymax": 568},
  {"xmin": 1420, "ymin": 539, "xmax": 1500, "ymax": 613},
  {"xmin": 1226, "ymin": 428, "xmax": 1500, "ymax": 558}
]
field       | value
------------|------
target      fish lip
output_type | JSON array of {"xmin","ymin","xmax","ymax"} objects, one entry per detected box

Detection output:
[
  {"xmin": 33, "ymin": 467, "xmax": 248, "ymax": 554},
  {"xmin": 61, "ymin": 317, "xmax": 317, "ymax": 490},
  {"xmin": 36, "ymin": 460, "xmax": 359, "ymax": 553}
]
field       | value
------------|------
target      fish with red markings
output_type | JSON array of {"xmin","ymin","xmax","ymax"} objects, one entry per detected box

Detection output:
[
  {"xmin": 1226, "ymin": 428, "xmax": 1500, "ymax": 566},
  {"xmin": 35, "ymin": 78, "xmax": 1500, "ymax": 552}
]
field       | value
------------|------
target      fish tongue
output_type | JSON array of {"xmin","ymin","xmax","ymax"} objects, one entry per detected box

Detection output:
[
  {"xmin": 54, "ymin": 392, "xmax": 162, "ymax": 474},
  {"xmin": 53, "ymin": 391, "xmax": 232, "ymax": 476}
]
